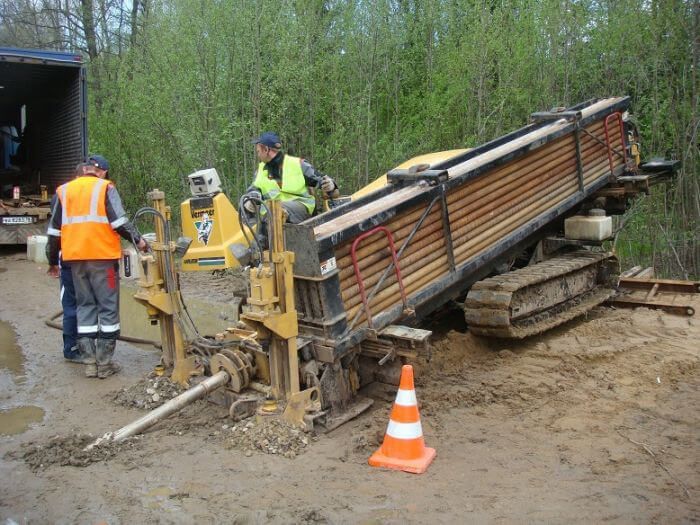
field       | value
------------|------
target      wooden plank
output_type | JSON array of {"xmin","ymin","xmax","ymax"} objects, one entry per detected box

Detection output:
[
  {"xmin": 620, "ymin": 266, "xmax": 642, "ymax": 278},
  {"xmin": 379, "ymin": 325, "xmax": 432, "ymax": 343},
  {"xmin": 619, "ymin": 277, "xmax": 700, "ymax": 294},
  {"xmin": 617, "ymin": 175, "xmax": 652, "ymax": 182},
  {"xmin": 313, "ymin": 184, "xmax": 424, "ymax": 238},
  {"xmin": 635, "ymin": 268, "xmax": 655, "ymax": 278},
  {"xmin": 607, "ymin": 296, "xmax": 695, "ymax": 317}
]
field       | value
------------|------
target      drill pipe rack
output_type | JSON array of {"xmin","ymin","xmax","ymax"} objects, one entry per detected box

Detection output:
[{"xmin": 284, "ymin": 97, "xmax": 671, "ymax": 361}]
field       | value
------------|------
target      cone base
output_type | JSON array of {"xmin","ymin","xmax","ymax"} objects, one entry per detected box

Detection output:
[{"xmin": 368, "ymin": 446, "xmax": 436, "ymax": 474}]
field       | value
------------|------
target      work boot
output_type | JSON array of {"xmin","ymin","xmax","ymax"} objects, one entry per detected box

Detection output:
[
  {"xmin": 64, "ymin": 345, "xmax": 92, "ymax": 364},
  {"xmin": 96, "ymin": 338, "xmax": 121, "ymax": 379},
  {"xmin": 78, "ymin": 338, "xmax": 98, "ymax": 377}
]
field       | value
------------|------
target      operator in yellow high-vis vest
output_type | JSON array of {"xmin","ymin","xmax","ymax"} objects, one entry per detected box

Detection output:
[{"xmin": 242, "ymin": 131, "xmax": 339, "ymax": 224}]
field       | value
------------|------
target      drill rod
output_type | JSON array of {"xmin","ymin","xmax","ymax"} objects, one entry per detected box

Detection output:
[{"xmin": 85, "ymin": 370, "xmax": 229, "ymax": 450}]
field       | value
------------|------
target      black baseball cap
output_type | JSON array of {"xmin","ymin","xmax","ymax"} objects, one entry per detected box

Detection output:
[{"xmin": 250, "ymin": 132, "xmax": 282, "ymax": 149}]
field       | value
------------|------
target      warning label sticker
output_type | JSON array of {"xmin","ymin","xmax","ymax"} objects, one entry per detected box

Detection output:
[{"xmin": 320, "ymin": 256, "xmax": 337, "ymax": 275}]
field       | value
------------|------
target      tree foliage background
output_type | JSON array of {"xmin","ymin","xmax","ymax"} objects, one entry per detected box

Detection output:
[{"xmin": 1, "ymin": 0, "xmax": 698, "ymax": 277}]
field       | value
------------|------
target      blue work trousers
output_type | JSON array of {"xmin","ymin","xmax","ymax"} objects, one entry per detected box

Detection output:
[{"xmin": 60, "ymin": 260, "xmax": 78, "ymax": 356}]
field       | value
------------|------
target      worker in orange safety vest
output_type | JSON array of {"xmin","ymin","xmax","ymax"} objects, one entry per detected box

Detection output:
[{"xmin": 47, "ymin": 155, "xmax": 148, "ymax": 378}]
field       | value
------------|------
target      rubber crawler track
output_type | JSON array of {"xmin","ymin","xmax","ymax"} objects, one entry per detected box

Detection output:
[{"xmin": 464, "ymin": 251, "xmax": 619, "ymax": 338}]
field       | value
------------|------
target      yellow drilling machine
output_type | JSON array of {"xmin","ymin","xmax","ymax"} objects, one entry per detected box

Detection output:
[{"xmin": 90, "ymin": 97, "xmax": 678, "ymax": 446}]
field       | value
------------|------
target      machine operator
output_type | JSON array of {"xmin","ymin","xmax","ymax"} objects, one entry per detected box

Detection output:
[{"xmin": 242, "ymin": 131, "xmax": 339, "ymax": 224}]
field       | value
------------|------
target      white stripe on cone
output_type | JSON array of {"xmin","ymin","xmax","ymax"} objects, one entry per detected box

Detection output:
[
  {"xmin": 386, "ymin": 420, "xmax": 424, "ymax": 440},
  {"xmin": 394, "ymin": 389, "xmax": 417, "ymax": 406}
]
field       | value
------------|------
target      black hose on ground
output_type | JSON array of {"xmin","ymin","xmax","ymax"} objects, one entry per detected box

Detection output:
[{"xmin": 44, "ymin": 309, "xmax": 161, "ymax": 348}]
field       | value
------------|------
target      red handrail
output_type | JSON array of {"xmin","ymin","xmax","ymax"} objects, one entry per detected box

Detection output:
[{"xmin": 350, "ymin": 226, "xmax": 408, "ymax": 329}]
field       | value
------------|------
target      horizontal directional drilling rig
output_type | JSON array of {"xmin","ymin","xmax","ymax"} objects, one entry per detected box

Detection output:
[
  {"xmin": 98, "ymin": 97, "xmax": 676, "ymax": 443},
  {"xmin": 280, "ymin": 96, "xmax": 676, "ymax": 422}
]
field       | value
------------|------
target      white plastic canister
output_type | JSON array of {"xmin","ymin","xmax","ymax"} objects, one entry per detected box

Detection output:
[
  {"xmin": 27, "ymin": 235, "xmax": 49, "ymax": 264},
  {"xmin": 564, "ymin": 209, "xmax": 612, "ymax": 241},
  {"xmin": 120, "ymin": 247, "xmax": 140, "ymax": 280},
  {"xmin": 34, "ymin": 235, "xmax": 48, "ymax": 263},
  {"xmin": 26, "ymin": 235, "xmax": 37, "ymax": 261}
]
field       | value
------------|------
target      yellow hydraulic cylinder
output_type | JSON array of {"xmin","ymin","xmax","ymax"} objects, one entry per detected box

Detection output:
[
  {"xmin": 241, "ymin": 200, "xmax": 300, "ymax": 400},
  {"xmin": 133, "ymin": 189, "xmax": 198, "ymax": 386}
]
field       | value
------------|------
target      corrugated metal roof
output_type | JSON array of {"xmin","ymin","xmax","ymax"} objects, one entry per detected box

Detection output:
[{"xmin": 0, "ymin": 47, "xmax": 83, "ymax": 65}]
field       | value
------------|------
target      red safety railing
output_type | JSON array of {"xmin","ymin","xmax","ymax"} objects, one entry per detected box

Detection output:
[{"xmin": 350, "ymin": 226, "xmax": 408, "ymax": 329}]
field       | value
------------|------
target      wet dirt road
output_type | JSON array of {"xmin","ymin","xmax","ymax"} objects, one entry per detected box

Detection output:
[{"xmin": 0, "ymin": 248, "xmax": 698, "ymax": 523}]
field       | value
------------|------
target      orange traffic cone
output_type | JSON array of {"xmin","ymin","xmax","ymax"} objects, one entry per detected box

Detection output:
[{"xmin": 369, "ymin": 364, "xmax": 436, "ymax": 474}]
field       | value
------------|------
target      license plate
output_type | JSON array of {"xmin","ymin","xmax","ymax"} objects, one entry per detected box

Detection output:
[{"xmin": 1, "ymin": 216, "xmax": 35, "ymax": 225}]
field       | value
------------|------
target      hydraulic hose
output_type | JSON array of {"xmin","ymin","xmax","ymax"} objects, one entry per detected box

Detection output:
[
  {"xmin": 238, "ymin": 194, "xmax": 273, "ymax": 266},
  {"xmin": 131, "ymin": 206, "xmax": 243, "ymax": 353},
  {"xmin": 44, "ymin": 309, "xmax": 161, "ymax": 348}
]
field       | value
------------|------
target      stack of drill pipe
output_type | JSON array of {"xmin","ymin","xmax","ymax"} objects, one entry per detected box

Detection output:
[
  {"xmin": 448, "ymin": 119, "xmax": 621, "ymax": 265},
  {"xmin": 312, "ymin": 97, "xmax": 627, "ymax": 328}
]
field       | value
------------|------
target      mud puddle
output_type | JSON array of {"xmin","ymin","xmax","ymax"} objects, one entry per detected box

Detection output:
[
  {"xmin": 0, "ymin": 406, "xmax": 44, "ymax": 436},
  {"xmin": 0, "ymin": 320, "xmax": 26, "ymax": 383}
]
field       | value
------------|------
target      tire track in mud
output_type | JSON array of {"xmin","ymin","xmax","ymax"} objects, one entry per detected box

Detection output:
[
  {"xmin": 390, "ymin": 299, "xmax": 699, "ymax": 509},
  {"xmin": 395, "ymin": 300, "xmax": 699, "ymax": 431}
]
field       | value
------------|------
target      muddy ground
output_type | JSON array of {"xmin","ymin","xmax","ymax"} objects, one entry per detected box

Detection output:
[{"xmin": 0, "ymin": 247, "xmax": 698, "ymax": 524}]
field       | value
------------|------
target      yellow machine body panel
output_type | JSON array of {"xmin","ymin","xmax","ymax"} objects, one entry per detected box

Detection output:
[
  {"xmin": 179, "ymin": 149, "xmax": 468, "ymax": 272},
  {"xmin": 180, "ymin": 192, "xmax": 251, "ymax": 272},
  {"xmin": 350, "ymin": 149, "xmax": 468, "ymax": 200}
]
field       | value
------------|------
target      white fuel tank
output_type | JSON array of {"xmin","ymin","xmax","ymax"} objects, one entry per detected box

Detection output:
[{"xmin": 565, "ymin": 209, "xmax": 612, "ymax": 241}]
